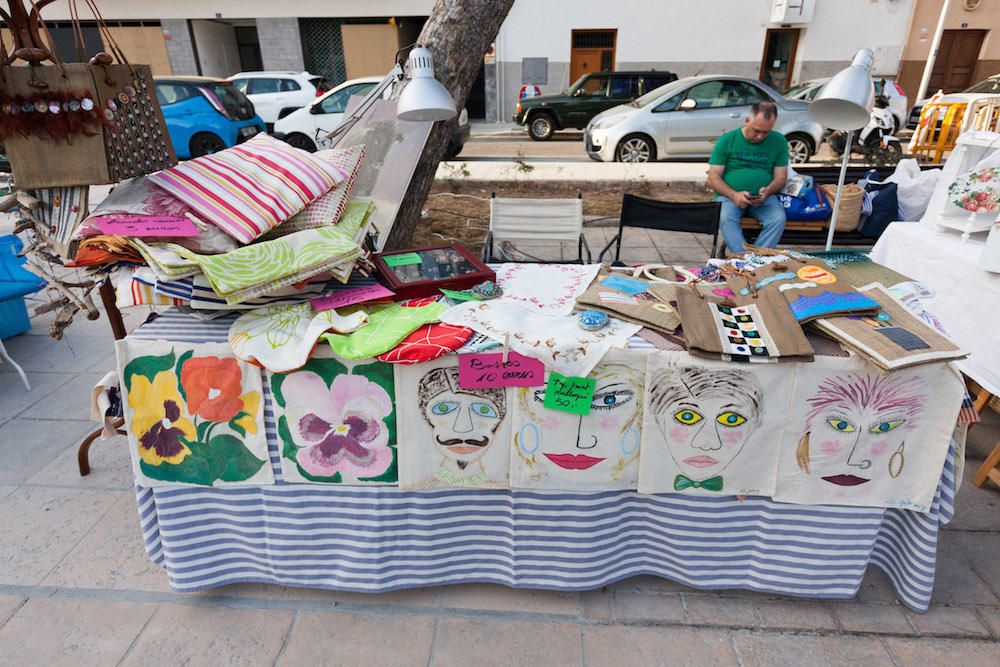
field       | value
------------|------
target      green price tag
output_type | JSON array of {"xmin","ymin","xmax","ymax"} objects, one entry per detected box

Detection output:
[
  {"xmin": 383, "ymin": 252, "xmax": 423, "ymax": 267},
  {"xmin": 439, "ymin": 288, "xmax": 479, "ymax": 302},
  {"xmin": 543, "ymin": 373, "xmax": 596, "ymax": 416}
]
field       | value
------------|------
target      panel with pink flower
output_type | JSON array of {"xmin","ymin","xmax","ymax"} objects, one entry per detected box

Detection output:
[
  {"xmin": 115, "ymin": 339, "xmax": 272, "ymax": 488},
  {"xmin": 269, "ymin": 351, "xmax": 397, "ymax": 484}
]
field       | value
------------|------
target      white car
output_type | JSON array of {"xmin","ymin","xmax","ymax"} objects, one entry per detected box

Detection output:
[
  {"xmin": 585, "ymin": 76, "xmax": 824, "ymax": 164},
  {"xmin": 907, "ymin": 74, "xmax": 1000, "ymax": 128},
  {"xmin": 228, "ymin": 71, "xmax": 331, "ymax": 126},
  {"xmin": 785, "ymin": 77, "xmax": 908, "ymax": 133},
  {"xmin": 274, "ymin": 76, "xmax": 471, "ymax": 157}
]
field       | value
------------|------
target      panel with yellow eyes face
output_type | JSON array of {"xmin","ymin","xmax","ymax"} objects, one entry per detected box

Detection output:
[{"xmin": 657, "ymin": 394, "xmax": 759, "ymax": 481}]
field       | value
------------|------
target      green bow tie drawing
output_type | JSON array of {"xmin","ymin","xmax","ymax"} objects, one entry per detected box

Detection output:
[{"xmin": 674, "ymin": 474, "xmax": 724, "ymax": 492}]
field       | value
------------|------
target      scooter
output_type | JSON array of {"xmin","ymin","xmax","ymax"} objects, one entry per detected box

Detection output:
[{"xmin": 827, "ymin": 89, "xmax": 902, "ymax": 164}]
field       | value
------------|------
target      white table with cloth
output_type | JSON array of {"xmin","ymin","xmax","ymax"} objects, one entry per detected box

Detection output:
[
  {"xmin": 125, "ymin": 310, "xmax": 963, "ymax": 612},
  {"xmin": 870, "ymin": 222, "xmax": 1000, "ymax": 396}
]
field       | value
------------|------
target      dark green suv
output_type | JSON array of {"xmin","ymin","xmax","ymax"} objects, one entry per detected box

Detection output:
[{"xmin": 513, "ymin": 70, "xmax": 677, "ymax": 140}]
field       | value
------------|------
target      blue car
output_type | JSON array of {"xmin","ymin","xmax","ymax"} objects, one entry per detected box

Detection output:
[{"xmin": 154, "ymin": 77, "xmax": 265, "ymax": 159}]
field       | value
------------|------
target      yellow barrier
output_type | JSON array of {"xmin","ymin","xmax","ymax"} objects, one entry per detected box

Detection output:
[{"xmin": 908, "ymin": 96, "xmax": 1000, "ymax": 163}]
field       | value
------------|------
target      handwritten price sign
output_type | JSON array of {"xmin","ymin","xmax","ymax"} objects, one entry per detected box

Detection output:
[
  {"xmin": 95, "ymin": 215, "xmax": 199, "ymax": 237},
  {"xmin": 542, "ymin": 373, "xmax": 595, "ymax": 416},
  {"xmin": 458, "ymin": 352, "xmax": 545, "ymax": 389}
]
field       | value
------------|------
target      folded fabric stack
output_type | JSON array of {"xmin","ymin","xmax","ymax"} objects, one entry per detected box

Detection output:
[{"xmin": 70, "ymin": 135, "xmax": 372, "ymax": 314}]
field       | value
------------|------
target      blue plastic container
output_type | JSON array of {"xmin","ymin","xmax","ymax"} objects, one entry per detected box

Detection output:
[
  {"xmin": 0, "ymin": 234, "xmax": 44, "ymax": 339},
  {"xmin": 0, "ymin": 295, "xmax": 30, "ymax": 339}
]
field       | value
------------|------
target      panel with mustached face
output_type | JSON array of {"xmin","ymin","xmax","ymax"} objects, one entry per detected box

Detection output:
[
  {"xmin": 775, "ymin": 355, "xmax": 965, "ymax": 511},
  {"xmin": 395, "ymin": 356, "xmax": 512, "ymax": 489},
  {"xmin": 638, "ymin": 350, "xmax": 792, "ymax": 496},
  {"xmin": 509, "ymin": 349, "xmax": 648, "ymax": 491}
]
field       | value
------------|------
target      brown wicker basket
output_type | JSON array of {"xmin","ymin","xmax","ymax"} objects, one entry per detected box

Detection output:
[{"xmin": 820, "ymin": 183, "xmax": 865, "ymax": 232}]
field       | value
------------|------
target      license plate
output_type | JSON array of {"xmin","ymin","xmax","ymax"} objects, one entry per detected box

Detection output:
[{"xmin": 239, "ymin": 126, "xmax": 260, "ymax": 138}]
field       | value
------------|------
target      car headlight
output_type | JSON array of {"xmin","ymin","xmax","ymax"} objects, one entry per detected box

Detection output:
[{"xmin": 591, "ymin": 116, "xmax": 623, "ymax": 131}]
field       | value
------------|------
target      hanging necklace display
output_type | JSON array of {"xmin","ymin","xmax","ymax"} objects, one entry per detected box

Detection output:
[{"xmin": 0, "ymin": 0, "xmax": 176, "ymax": 189}]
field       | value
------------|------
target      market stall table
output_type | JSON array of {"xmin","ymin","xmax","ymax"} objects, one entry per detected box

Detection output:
[
  {"xmin": 127, "ymin": 310, "xmax": 961, "ymax": 612},
  {"xmin": 870, "ymin": 222, "xmax": 1000, "ymax": 396}
]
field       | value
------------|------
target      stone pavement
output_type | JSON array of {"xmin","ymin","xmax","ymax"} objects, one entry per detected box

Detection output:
[{"xmin": 0, "ymin": 234, "xmax": 998, "ymax": 666}]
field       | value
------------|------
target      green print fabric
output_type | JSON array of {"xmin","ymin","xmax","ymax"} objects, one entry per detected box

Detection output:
[{"xmin": 323, "ymin": 301, "xmax": 448, "ymax": 359}]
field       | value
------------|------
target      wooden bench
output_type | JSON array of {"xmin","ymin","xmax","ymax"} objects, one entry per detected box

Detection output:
[{"xmin": 739, "ymin": 217, "xmax": 874, "ymax": 247}]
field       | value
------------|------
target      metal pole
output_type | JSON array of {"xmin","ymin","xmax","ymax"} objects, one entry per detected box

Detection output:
[
  {"xmin": 915, "ymin": 0, "xmax": 952, "ymax": 103},
  {"xmin": 825, "ymin": 131, "xmax": 853, "ymax": 251}
]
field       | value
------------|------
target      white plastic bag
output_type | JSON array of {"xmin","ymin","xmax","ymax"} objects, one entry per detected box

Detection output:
[
  {"xmin": 883, "ymin": 159, "xmax": 940, "ymax": 221},
  {"xmin": 781, "ymin": 165, "xmax": 813, "ymax": 197},
  {"xmin": 978, "ymin": 223, "xmax": 1000, "ymax": 274}
]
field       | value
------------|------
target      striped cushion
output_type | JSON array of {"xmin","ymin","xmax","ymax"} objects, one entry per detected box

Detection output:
[{"xmin": 148, "ymin": 134, "xmax": 346, "ymax": 244}]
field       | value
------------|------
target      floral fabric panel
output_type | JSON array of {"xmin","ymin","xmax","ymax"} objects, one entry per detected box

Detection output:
[
  {"xmin": 441, "ymin": 300, "xmax": 642, "ymax": 377},
  {"xmin": 323, "ymin": 300, "xmax": 448, "ymax": 360},
  {"xmin": 638, "ymin": 350, "xmax": 793, "ymax": 496},
  {"xmin": 947, "ymin": 164, "xmax": 998, "ymax": 216},
  {"xmin": 270, "ymin": 353, "xmax": 397, "ymax": 484},
  {"xmin": 395, "ymin": 356, "xmax": 512, "ymax": 489},
  {"xmin": 173, "ymin": 223, "xmax": 361, "ymax": 304},
  {"xmin": 493, "ymin": 263, "xmax": 601, "ymax": 315},
  {"xmin": 260, "ymin": 146, "xmax": 366, "ymax": 240},
  {"xmin": 130, "ymin": 239, "xmax": 202, "ymax": 279},
  {"xmin": 774, "ymin": 355, "xmax": 964, "ymax": 512},
  {"xmin": 376, "ymin": 322, "xmax": 473, "ymax": 364},
  {"xmin": 229, "ymin": 303, "xmax": 370, "ymax": 373},
  {"xmin": 510, "ymin": 349, "xmax": 648, "ymax": 491},
  {"xmin": 115, "ymin": 339, "xmax": 272, "ymax": 488}
]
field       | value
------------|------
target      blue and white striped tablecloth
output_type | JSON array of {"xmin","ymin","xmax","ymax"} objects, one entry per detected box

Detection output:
[{"xmin": 129, "ymin": 311, "xmax": 957, "ymax": 611}]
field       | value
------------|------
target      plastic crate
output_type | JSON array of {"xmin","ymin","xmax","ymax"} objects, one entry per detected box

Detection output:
[{"xmin": 0, "ymin": 295, "xmax": 31, "ymax": 339}]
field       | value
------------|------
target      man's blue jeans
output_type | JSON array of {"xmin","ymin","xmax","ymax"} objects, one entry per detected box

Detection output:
[{"xmin": 717, "ymin": 195, "xmax": 786, "ymax": 255}]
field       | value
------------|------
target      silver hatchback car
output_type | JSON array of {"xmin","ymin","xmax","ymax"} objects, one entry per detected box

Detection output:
[{"xmin": 585, "ymin": 75, "xmax": 824, "ymax": 164}]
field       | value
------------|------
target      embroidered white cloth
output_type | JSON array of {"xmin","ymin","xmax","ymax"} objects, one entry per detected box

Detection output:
[
  {"xmin": 493, "ymin": 263, "xmax": 601, "ymax": 316},
  {"xmin": 229, "ymin": 303, "xmax": 370, "ymax": 373},
  {"xmin": 441, "ymin": 300, "xmax": 641, "ymax": 377}
]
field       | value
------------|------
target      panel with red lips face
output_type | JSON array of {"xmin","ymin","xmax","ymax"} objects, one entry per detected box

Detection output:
[{"xmin": 510, "ymin": 350, "xmax": 648, "ymax": 491}]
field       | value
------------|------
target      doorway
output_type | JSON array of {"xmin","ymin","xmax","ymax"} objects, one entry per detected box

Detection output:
[
  {"xmin": 928, "ymin": 30, "xmax": 987, "ymax": 93},
  {"xmin": 569, "ymin": 29, "xmax": 616, "ymax": 84},
  {"xmin": 235, "ymin": 26, "xmax": 262, "ymax": 72},
  {"xmin": 759, "ymin": 28, "xmax": 799, "ymax": 93}
]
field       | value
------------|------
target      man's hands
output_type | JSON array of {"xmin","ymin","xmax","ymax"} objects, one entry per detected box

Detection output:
[{"xmin": 734, "ymin": 187, "xmax": 769, "ymax": 207}]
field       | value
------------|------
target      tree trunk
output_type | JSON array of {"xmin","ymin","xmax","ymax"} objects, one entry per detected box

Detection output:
[{"xmin": 384, "ymin": 0, "xmax": 514, "ymax": 250}]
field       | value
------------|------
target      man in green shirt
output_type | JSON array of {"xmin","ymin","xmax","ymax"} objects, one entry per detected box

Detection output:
[{"xmin": 707, "ymin": 102, "xmax": 789, "ymax": 254}]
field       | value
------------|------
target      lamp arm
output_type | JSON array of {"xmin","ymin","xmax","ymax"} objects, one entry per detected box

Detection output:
[
  {"xmin": 825, "ymin": 130, "xmax": 854, "ymax": 252},
  {"xmin": 323, "ymin": 63, "xmax": 405, "ymax": 147}
]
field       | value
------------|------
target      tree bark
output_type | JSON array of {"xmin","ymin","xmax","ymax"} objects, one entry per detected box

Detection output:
[{"xmin": 384, "ymin": 0, "xmax": 514, "ymax": 250}]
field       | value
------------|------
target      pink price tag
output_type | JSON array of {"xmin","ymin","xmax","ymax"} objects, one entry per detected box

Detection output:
[
  {"xmin": 310, "ymin": 284, "xmax": 395, "ymax": 311},
  {"xmin": 95, "ymin": 215, "xmax": 200, "ymax": 237},
  {"xmin": 458, "ymin": 352, "xmax": 545, "ymax": 389}
]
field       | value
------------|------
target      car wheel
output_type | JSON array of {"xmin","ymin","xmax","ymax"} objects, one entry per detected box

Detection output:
[
  {"xmin": 284, "ymin": 133, "xmax": 317, "ymax": 153},
  {"xmin": 528, "ymin": 114, "xmax": 555, "ymax": 141},
  {"xmin": 785, "ymin": 134, "xmax": 812, "ymax": 164},
  {"xmin": 189, "ymin": 132, "xmax": 226, "ymax": 158},
  {"xmin": 616, "ymin": 135, "xmax": 655, "ymax": 163}
]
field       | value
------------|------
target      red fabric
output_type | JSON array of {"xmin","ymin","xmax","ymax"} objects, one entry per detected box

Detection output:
[{"xmin": 376, "ymin": 322, "xmax": 473, "ymax": 365}]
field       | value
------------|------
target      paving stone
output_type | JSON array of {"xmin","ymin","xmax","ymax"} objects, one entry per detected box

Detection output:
[
  {"xmin": 0, "ymin": 418, "xmax": 102, "ymax": 484},
  {"xmin": 26, "ymin": 432, "xmax": 132, "ymax": 490},
  {"xmin": 440, "ymin": 583, "xmax": 578, "ymax": 615},
  {"xmin": 755, "ymin": 600, "xmax": 838, "ymax": 631},
  {"xmin": 41, "ymin": 492, "xmax": 172, "ymax": 593},
  {"xmin": 0, "ymin": 595, "xmax": 23, "ymax": 627},
  {"xmin": 977, "ymin": 606, "xmax": 1000, "ymax": 638},
  {"xmin": 280, "ymin": 610, "xmax": 434, "ymax": 666},
  {"xmin": 2, "ymin": 332, "xmax": 114, "ymax": 374},
  {"xmin": 684, "ymin": 595, "xmax": 759, "ymax": 628},
  {"xmin": 204, "ymin": 582, "xmax": 440, "ymax": 609},
  {"xmin": 122, "ymin": 603, "xmax": 294, "ymax": 667},
  {"xmin": 23, "ymin": 371, "xmax": 106, "ymax": 424},
  {"xmin": 948, "ymin": 462, "xmax": 1000, "ymax": 532},
  {"xmin": 0, "ymin": 371, "xmax": 65, "ymax": 421},
  {"xmin": 609, "ymin": 574, "xmax": 691, "ymax": 594},
  {"xmin": 928, "ymin": 538, "xmax": 999, "ymax": 605},
  {"xmin": 0, "ymin": 486, "xmax": 118, "ymax": 585},
  {"xmin": 902, "ymin": 604, "xmax": 991, "ymax": 638},
  {"xmin": 583, "ymin": 625, "xmax": 738, "ymax": 666},
  {"xmin": 432, "ymin": 618, "xmax": 581, "ymax": 666},
  {"xmin": 733, "ymin": 632, "xmax": 894, "ymax": 667},
  {"xmin": 579, "ymin": 590, "xmax": 612, "ymax": 621},
  {"xmin": 952, "ymin": 532, "xmax": 1000, "ymax": 600},
  {"xmin": 0, "ymin": 596, "xmax": 156, "ymax": 666},
  {"xmin": 0, "ymin": 484, "xmax": 17, "ymax": 504},
  {"xmin": 854, "ymin": 568, "xmax": 903, "ymax": 604},
  {"xmin": 830, "ymin": 601, "xmax": 915, "ymax": 635},
  {"xmin": 884, "ymin": 637, "xmax": 1000, "ymax": 665},
  {"xmin": 611, "ymin": 591, "xmax": 686, "ymax": 623}
]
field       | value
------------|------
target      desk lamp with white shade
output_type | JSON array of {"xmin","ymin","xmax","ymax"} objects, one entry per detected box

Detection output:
[{"xmin": 808, "ymin": 49, "xmax": 875, "ymax": 251}]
